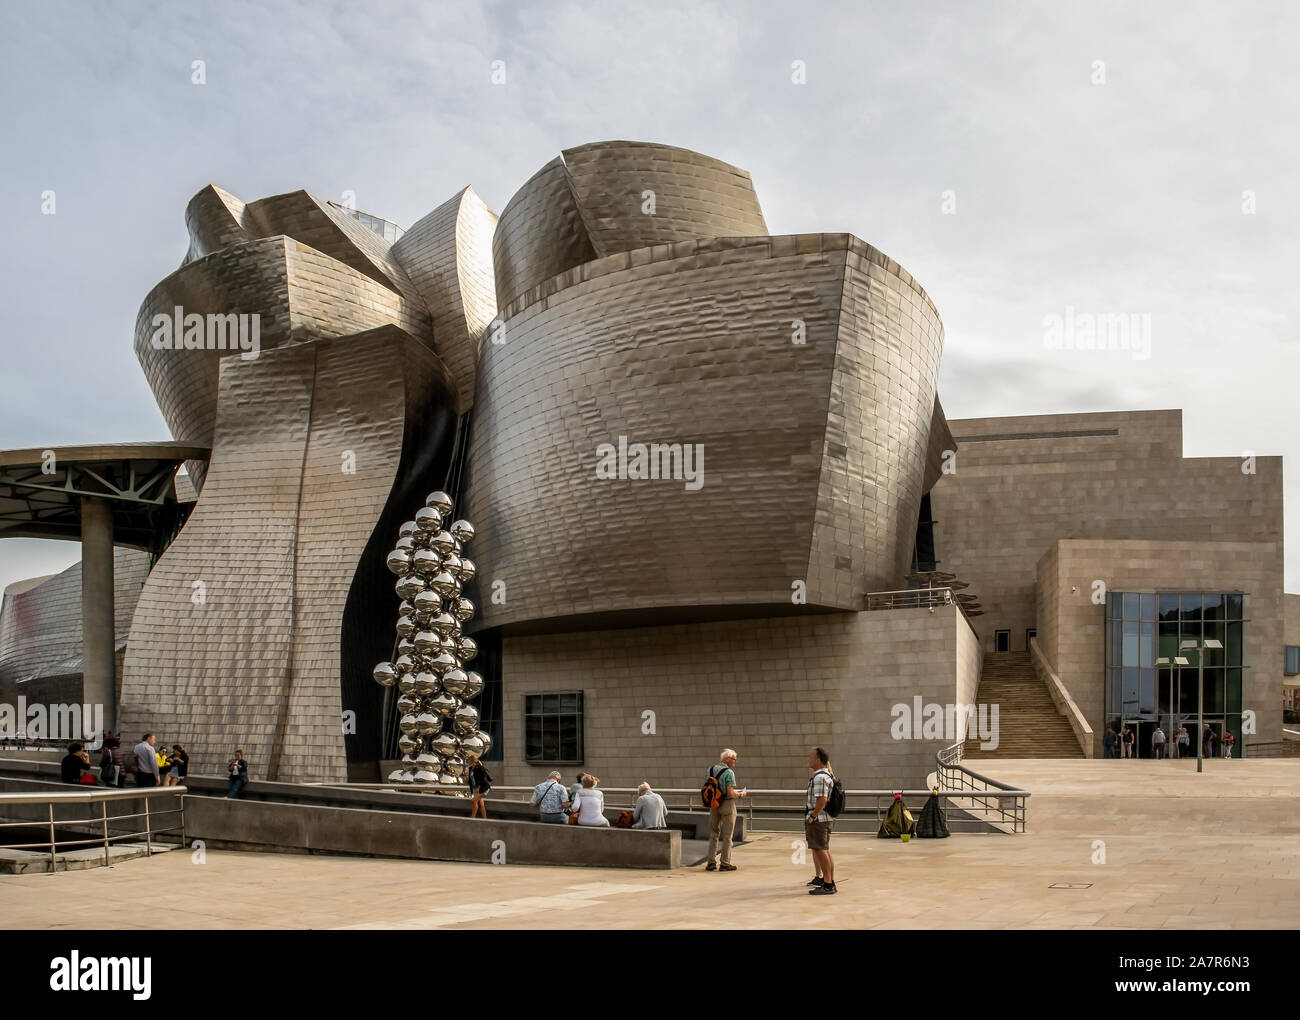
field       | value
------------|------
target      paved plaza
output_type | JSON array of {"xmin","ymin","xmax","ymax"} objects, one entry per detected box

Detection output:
[{"xmin": 3, "ymin": 759, "xmax": 1296, "ymax": 930}]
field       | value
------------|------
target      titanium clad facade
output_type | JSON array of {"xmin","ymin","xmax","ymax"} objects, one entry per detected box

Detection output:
[
  {"xmin": 120, "ymin": 329, "xmax": 458, "ymax": 782},
  {"xmin": 465, "ymin": 233, "xmax": 944, "ymax": 632}
]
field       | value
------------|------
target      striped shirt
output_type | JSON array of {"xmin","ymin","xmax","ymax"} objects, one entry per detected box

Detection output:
[
  {"xmin": 807, "ymin": 769, "xmax": 833, "ymax": 823},
  {"xmin": 531, "ymin": 779, "xmax": 568, "ymax": 814}
]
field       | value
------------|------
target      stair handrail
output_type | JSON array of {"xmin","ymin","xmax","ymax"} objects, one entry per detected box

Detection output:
[{"xmin": 1028, "ymin": 637, "xmax": 1094, "ymax": 758}]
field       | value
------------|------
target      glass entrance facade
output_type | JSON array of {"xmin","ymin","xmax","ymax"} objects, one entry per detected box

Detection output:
[{"xmin": 1104, "ymin": 591, "xmax": 1245, "ymax": 757}]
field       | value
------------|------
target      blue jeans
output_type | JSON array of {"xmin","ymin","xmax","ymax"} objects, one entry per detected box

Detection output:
[
  {"xmin": 226, "ymin": 777, "xmax": 246, "ymax": 798},
  {"xmin": 540, "ymin": 812, "xmax": 566, "ymax": 824}
]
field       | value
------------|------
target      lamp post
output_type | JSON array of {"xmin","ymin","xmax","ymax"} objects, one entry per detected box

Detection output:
[{"xmin": 1159, "ymin": 637, "xmax": 1223, "ymax": 774}]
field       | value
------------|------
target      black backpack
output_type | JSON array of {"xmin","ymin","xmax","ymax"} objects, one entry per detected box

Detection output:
[{"xmin": 811, "ymin": 768, "xmax": 846, "ymax": 818}]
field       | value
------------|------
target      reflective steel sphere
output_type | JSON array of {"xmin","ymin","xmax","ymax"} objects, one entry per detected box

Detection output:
[
  {"xmin": 398, "ymin": 599, "xmax": 415, "ymax": 617},
  {"xmin": 430, "ymin": 651, "xmax": 458, "ymax": 674},
  {"xmin": 453, "ymin": 597, "xmax": 475, "ymax": 622},
  {"xmin": 459, "ymin": 733, "xmax": 485, "ymax": 758},
  {"xmin": 397, "ymin": 673, "xmax": 417, "ymax": 695},
  {"xmin": 394, "ymin": 654, "xmax": 416, "ymax": 674},
  {"xmin": 428, "ymin": 692, "xmax": 458, "ymax": 718},
  {"xmin": 395, "ymin": 574, "xmax": 424, "ymax": 599},
  {"xmin": 437, "ymin": 774, "xmax": 461, "ymax": 789},
  {"xmin": 395, "ymin": 535, "xmax": 415, "ymax": 552},
  {"xmin": 413, "ymin": 589, "xmax": 441, "ymax": 619},
  {"xmin": 416, "ymin": 751, "xmax": 439, "ymax": 769},
  {"xmin": 430, "ymin": 611, "xmax": 457, "ymax": 636},
  {"xmin": 396, "ymin": 636, "xmax": 416, "ymax": 657},
  {"xmin": 457, "ymin": 637, "xmax": 478, "ymax": 663},
  {"xmin": 413, "ymin": 769, "xmax": 438, "ymax": 785},
  {"xmin": 431, "ymin": 732, "xmax": 459, "ymax": 756},
  {"xmin": 396, "ymin": 693, "xmax": 419, "ymax": 714},
  {"xmin": 399, "ymin": 520, "xmax": 418, "ymax": 539},
  {"xmin": 397, "ymin": 734, "xmax": 420, "ymax": 756},
  {"xmin": 430, "ymin": 530, "xmax": 455, "ymax": 555},
  {"xmin": 414, "ymin": 506, "xmax": 442, "ymax": 532},
  {"xmin": 386, "ymin": 769, "xmax": 406, "ymax": 783},
  {"xmin": 412, "ymin": 548, "xmax": 441, "ymax": 576},
  {"xmin": 395, "ymin": 615, "xmax": 416, "ymax": 638},
  {"xmin": 450, "ymin": 519, "xmax": 475, "ymax": 543},
  {"xmin": 401, "ymin": 752, "xmax": 418, "ymax": 770},
  {"xmin": 413, "ymin": 630, "xmax": 440, "ymax": 654},
  {"xmin": 386, "ymin": 549, "xmax": 411, "ymax": 575},
  {"xmin": 463, "ymin": 670, "xmax": 484, "ymax": 699},
  {"xmin": 441, "ymin": 551, "xmax": 463, "ymax": 579},
  {"xmin": 412, "ymin": 671, "xmax": 439, "ymax": 696},
  {"xmin": 453, "ymin": 704, "xmax": 480, "ymax": 736},
  {"xmin": 372, "ymin": 661, "xmax": 397, "ymax": 686},
  {"xmin": 415, "ymin": 712, "xmax": 441, "ymax": 735},
  {"xmin": 429, "ymin": 570, "xmax": 460, "ymax": 597},
  {"xmin": 443, "ymin": 754, "xmax": 467, "ymax": 778},
  {"xmin": 425, "ymin": 490, "xmax": 454, "ymax": 516},
  {"xmin": 459, "ymin": 557, "xmax": 476, "ymax": 581},
  {"xmin": 474, "ymin": 730, "xmax": 493, "ymax": 756},
  {"xmin": 441, "ymin": 668, "xmax": 468, "ymax": 696}
]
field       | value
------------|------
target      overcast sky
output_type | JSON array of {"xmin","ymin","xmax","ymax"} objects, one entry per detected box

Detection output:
[{"xmin": 1, "ymin": 0, "xmax": 1296, "ymax": 595}]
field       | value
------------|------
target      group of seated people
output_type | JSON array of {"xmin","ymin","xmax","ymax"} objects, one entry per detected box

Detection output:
[{"xmin": 531, "ymin": 772, "xmax": 667, "ymax": 829}]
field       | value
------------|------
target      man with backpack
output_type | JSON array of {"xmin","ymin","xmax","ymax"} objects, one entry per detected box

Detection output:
[
  {"xmin": 806, "ymin": 746, "xmax": 842, "ymax": 896},
  {"xmin": 701, "ymin": 749, "xmax": 747, "ymax": 871}
]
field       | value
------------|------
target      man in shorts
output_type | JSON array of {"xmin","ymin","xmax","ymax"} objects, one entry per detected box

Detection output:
[{"xmin": 806, "ymin": 746, "xmax": 837, "ymax": 895}]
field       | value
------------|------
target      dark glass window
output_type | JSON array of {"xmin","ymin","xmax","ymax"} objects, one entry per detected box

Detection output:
[
  {"xmin": 1225, "ymin": 594, "xmax": 1243, "ymax": 619},
  {"xmin": 1159, "ymin": 594, "xmax": 1181, "ymax": 621},
  {"xmin": 523, "ymin": 692, "xmax": 584, "ymax": 763},
  {"xmin": 1180, "ymin": 594, "xmax": 1203, "ymax": 620},
  {"xmin": 1285, "ymin": 646, "xmax": 1300, "ymax": 677}
]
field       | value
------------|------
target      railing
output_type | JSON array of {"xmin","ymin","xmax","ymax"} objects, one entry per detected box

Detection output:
[
  {"xmin": 471, "ymin": 783, "xmax": 1029, "ymax": 834},
  {"xmin": 0, "ymin": 785, "xmax": 186, "ymax": 870},
  {"xmin": 935, "ymin": 742, "xmax": 1030, "ymax": 832},
  {"xmin": 865, "ymin": 587, "xmax": 955, "ymax": 611},
  {"xmin": 1029, "ymin": 637, "xmax": 1094, "ymax": 758}
]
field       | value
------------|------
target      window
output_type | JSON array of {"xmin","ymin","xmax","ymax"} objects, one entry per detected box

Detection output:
[
  {"xmin": 995, "ymin": 630, "xmax": 1010, "ymax": 652},
  {"xmin": 1286, "ymin": 646, "xmax": 1300, "ymax": 677},
  {"xmin": 523, "ymin": 692, "xmax": 584, "ymax": 763}
]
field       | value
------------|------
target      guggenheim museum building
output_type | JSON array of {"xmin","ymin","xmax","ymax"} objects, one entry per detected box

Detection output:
[{"xmin": 1, "ymin": 141, "xmax": 1292, "ymax": 790}]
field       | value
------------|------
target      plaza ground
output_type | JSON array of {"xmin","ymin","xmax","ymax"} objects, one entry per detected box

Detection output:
[{"xmin": 2, "ymin": 758, "xmax": 1296, "ymax": 930}]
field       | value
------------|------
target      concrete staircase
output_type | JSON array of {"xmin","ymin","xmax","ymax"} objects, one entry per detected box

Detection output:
[{"xmin": 963, "ymin": 651, "xmax": 1083, "ymax": 759}]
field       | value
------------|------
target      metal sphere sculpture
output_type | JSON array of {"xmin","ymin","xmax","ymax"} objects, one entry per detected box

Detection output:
[{"xmin": 373, "ymin": 490, "xmax": 490, "ymax": 789}]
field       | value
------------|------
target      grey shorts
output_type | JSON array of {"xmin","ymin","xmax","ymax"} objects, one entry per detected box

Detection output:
[{"xmin": 804, "ymin": 817, "xmax": 834, "ymax": 851}]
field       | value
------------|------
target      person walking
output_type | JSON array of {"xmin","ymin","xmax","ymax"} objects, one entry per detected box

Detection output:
[
  {"xmin": 571, "ymin": 774, "xmax": 610, "ymax": 827},
  {"xmin": 704, "ymin": 749, "xmax": 747, "ymax": 872},
  {"xmin": 1151, "ymin": 725, "xmax": 1166, "ymax": 761},
  {"xmin": 1202, "ymin": 724, "xmax": 1216, "ymax": 760},
  {"xmin": 156, "ymin": 743, "xmax": 174, "ymax": 786},
  {"xmin": 632, "ymin": 782, "xmax": 667, "ymax": 829},
  {"xmin": 133, "ymin": 733, "xmax": 160, "ymax": 788},
  {"xmin": 1177, "ymin": 726, "xmax": 1190, "ymax": 759},
  {"xmin": 98, "ymin": 736, "xmax": 121, "ymax": 786},
  {"xmin": 1122, "ymin": 726, "xmax": 1136, "ymax": 760},
  {"xmin": 467, "ymin": 753, "xmax": 492, "ymax": 818},
  {"xmin": 530, "ymin": 770, "xmax": 570, "ymax": 823},
  {"xmin": 226, "ymin": 749, "xmax": 248, "ymax": 797},
  {"xmin": 1102, "ymin": 727, "xmax": 1116, "ymax": 759},
  {"xmin": 806, "ymin": 747, "xmax": 838, "ymax": 896},
  {"xmin": 1222, "ymin": 731, "xmax": 1235, "ymax": 759}
]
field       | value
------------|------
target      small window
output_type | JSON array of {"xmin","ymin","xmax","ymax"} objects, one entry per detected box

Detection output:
[
  {"xmin": 1286, "ymin": 646, "xmax": 1300, "ymax": 677},
  {"xmin": 1026, "ymin": 628, "xmax": 1037, "ymax": 647},
  {"xmin": 995, "ymin": 630, "xmax": 1010, "ymax": 652},
  {"xmin": 524, "ymin": 692, "xmax": 584, "ymax": 763}
]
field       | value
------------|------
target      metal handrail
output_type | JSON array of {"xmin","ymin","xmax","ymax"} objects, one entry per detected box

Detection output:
[
  {"xmin": 0, "ymin": 785, "xmax": 187, "ymax": 870},
  {"xmin": 934, "ymin": 742, "xmax": 1029, "ymax": 831}
]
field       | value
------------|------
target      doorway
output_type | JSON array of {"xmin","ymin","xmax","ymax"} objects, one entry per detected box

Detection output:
[{"xmin": 995, "ymin": 630, "xmax": 1010, "ymax": 652}]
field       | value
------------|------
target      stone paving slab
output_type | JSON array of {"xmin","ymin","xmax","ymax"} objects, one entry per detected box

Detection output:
[{"xmin": 0, "ymin": 760, "xmax": 1295, "ymax": 929}]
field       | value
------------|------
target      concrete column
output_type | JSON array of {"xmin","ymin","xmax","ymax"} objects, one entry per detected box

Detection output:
[{"xmin": 80, "ymin": 497, "xmax": 116, "ymax": 739}]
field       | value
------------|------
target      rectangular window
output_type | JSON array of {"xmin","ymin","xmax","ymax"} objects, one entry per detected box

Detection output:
[
  {"xmin": 523, "ymin": 692, "xmax": 584, "ymax": 763},
  {"xmin": 1286, "ymin": 646, "xmax": 1300, "ymax": 677}
]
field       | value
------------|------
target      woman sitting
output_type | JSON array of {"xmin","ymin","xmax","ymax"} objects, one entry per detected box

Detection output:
[{"xmin": 571, "ymin": 773, "xmax": 610, "ymax": 827}]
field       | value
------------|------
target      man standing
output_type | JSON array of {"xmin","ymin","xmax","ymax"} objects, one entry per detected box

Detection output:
[
  {"xmin": 806, "ymin": 747, "xmax": 837, "ymax": 896},
  {"xmin": 1202, "ymin": 724, "xmax": 1216, "ymax": 760},
  {"xmin": 1102, "ymin": 727, "xmax": 1116, "ymax": 759},
  {"xmin": 1151, "ymin": 725, "xmax": 1166, "ymax": 760},
  {"xmin": 133, "ymin": 733, "xmax": 160, "ymax": 788},
  {"xmin": 705, "ymin": 749, "xmax": 747, "ymax": 872},
  {"xmin": 531, "ymin": 770, "xmax": 570, "ymax": 823}
]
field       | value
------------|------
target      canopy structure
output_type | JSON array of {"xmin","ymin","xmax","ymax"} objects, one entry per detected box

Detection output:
[{"xmin": 0, "ymin": 441, "xmax": 209, "ymax": 736}]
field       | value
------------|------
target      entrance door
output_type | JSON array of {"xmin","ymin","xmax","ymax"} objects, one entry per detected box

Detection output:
[{"xmin": 995, "ymin": 630, "xmax": 1010, "ymax": 652}]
